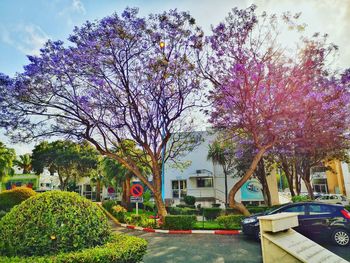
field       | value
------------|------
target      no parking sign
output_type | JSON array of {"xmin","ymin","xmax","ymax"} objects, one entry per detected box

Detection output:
[
  {"xmin": 130, "ymin": 184, "xmax": 144, "ymax": 215},
  {"xmin": 130, "ymin": 184, "xmax": 144, "ymax": 197}
]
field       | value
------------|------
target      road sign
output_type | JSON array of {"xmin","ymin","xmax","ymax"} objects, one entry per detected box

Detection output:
[
  {"xmin": 130, "ymin": 184, "xmax": 144, "ymax": 197},
  {"xmin": 131, "ymin": 196, "xmax": 143, "ymax": 203}
]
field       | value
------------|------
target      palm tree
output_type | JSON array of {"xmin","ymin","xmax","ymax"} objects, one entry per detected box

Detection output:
[
  {"xmin": 14, "ymin": 154, "xmax": 32, "ymax": 174},
  {"xmin": 207, "ymin": 139, "xmax": 235, "ymax": 207},
  {"xmin": 100, "ymin": 157, "xmax": 131, "ymax": 208},
  {"xmin": 0, "ymin": 142, "xmax": 16, "ymax": 189}
]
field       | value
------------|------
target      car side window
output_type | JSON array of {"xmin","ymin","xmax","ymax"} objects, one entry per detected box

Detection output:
[
  {"xmin": 309, "ymin": 204, "xmax": 337, "ymax": 215},
  {"xmin": 281, "ymin": 205, "xmax": 306, "ymax": 215},
  {"xmin": 320, "ymin": 196, "xmax": 329, "ymax": 200},
  {"xmin": 330, "ymin": 195, "xmax": 338, "ymax": 200},
  {"xmin": 341, "ymin": 196, "xmax": 347, "ymax": 201}
]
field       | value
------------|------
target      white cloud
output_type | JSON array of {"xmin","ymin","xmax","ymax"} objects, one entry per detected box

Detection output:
[
  {"xmin": 0, "ymin": 24, "xmax": 49, "ymax": 56},
  {"xmin": 59, "ymin": 0, "xmax": 86, "ymax": 16},
  {"xmin": 72, "ymin": 0, "xmax": 85, "ymax": 14}
]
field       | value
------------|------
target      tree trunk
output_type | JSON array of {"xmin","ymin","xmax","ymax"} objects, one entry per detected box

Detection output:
[
  {"xmin": 228, "ymin": 147, "xmax": 269, "ymax": 216},
  {"xmin": 96, "ymin": 179, "xmax": 101, "ymax": 202},
  {"xmin": 223, "ymin": 168, "xmax": 228, "ymax": 208},
  {"xmin": 121, "ymin": 180, "xmax": 127, "ymax": 207},
  {"xmin": 303, "ymin": 178, "xmax": 314, "ymax": 200},
  {"xmin": 280, "ymin": 157, "xmax": 296, "ymax": 197},
  {"xmin": 153, "ymin": 190, "xmax": 167, "ymax": 217},
  {"xmin": 125, "ymin": 175, "xmax": 131, "ymax": 211},
  {"xmin": 287, "ymin": 175, "xmax": 295, "ymax": 197},
  {"xmin": 302, "ymin": 165, "xmax": 314, "ymax": 200},
  {"xmin": 260, "ymin": 173, "xmax": 272, "ymax": 207},
  {"xmin": 295, "ymin": 166, "xmax": 301, "ymax": 195},
  {"xmin": 256, "ymin": 159, "xmax": 271, "ymax": 207}
]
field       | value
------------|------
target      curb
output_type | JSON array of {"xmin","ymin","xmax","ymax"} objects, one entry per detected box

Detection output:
[
  {"xmin": 98, "ymin": 204, "xmax": 242, "ymax": 235},
  {"xmin": 120, "ymin": 224, "xmax": 241, "ymax": 235}
]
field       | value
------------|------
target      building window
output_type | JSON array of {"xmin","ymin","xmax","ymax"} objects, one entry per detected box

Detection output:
[
  {"xmin": 197, "ymin": 177, "xmax": 213, "ymax": 188},
  {"xmin": 172, "ymin": 180, "xmax": 187, "ymax": 198}
]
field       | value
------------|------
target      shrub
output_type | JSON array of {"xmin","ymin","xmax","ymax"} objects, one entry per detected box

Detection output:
[
  {"xmin": 345, "ymin": 205, "xmax": 350, "ymax": 211},
  {"xmin": 168, "ymin": 207, "xmax": 197, "ymax": 215},
  {"xmin": 163, "ymin": 215, "xmax": 196, "ymax": 230},
  {"xmin": 0, "ymin": 187, "xmax": 36, "ymax": 212},
  {"xmin": 176, "ymin": 204, "xmax": 196, "ymax": 209},
  {"xmin": 126, "ymin": 214, "xmax": 142, "ymax": 225},
  {"xmin": 111, "ymin": 205, "xmax": 127, "ymax": 223},
  {"xmin": 216, "ymin": 215, "xmax": 245, "ymax": 229},
  {"xmin": 0, "ymin": 234, "xmax": 147, "ymax": 263},
  {"xmin": 183, "ymin": 195, "xmax": 196, "ymax": 206},
  {"xmin": 102, "ymin": 200, "xmax": 121, "ymax": 213},
  {"xmin": 247, "ymin": 207, "xmax": 268, "ymax": 214},
  {"xmin": 0, "ymin": 210, "xmax": 6, "ymax": 220},
  {"xmin": 0, "ymin": 191, "xmax": 111, "ymax": 257},
  {"xmin": 202, "ymin": 208, "xmax": 222, "ymax": 220},
  {"xmin": 222, "ymin": 208, "xmax": 240, "ymax": 215},
  {"xmin": 124, "ymin": 214, "xmax": 157, "ymax": 229},
  {"xmin": 292, "ymin": 195, "xmax": 310, "ymax": 203}
]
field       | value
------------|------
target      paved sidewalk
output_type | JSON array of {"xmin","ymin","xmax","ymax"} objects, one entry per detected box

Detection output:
[
  {"xmin": 112, "ymin": 224, "xmax": 262, "ymax": 263},
  {"xmin": 110, "ymin": 221, "xmax": 350, "ymax": 262}
]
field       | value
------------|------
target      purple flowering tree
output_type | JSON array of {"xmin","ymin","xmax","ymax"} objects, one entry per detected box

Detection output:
[
  {"xmin": 204, "ymin": 6, "xmax": 350, "ymax": 215},
  {"xmin": 0, "ymin": 8, "xmax": 204, "ymax": 217}
]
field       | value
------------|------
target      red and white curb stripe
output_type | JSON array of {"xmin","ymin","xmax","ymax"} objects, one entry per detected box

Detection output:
[{"xmin": 121, "ymin": 223, "xmax": 242, "ymax": 235}]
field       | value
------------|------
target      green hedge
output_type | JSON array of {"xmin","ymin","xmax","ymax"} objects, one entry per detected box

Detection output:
[
  {"xmin": 202, "ymin": 208, "xmax": 222, "ymax": 220},
  {"xmin": 247, "ymin": 207, "xmax": 268, "ymax": 214},
  {"xmin": 216, "ymin": 215, "xmax": 245, "ymax": 229},
  {"xmin": 168, "ymin": 207, "xmax": 197, "ymax": 215},
  {"xmin": 0, "ymin": 234, "xmax": 147, "ymax": 263},
  {"xmin": 163, "ymin": 215, "xmax": 196, "ymax": 230},
  {"xmin": 291, "ymin": 195, "xmax": 310, "ymax": 203},
  {"xmin": 183, "ymin": 196, "xmax": 196, "ymax": 206},
  {"xmin": 0, "ymin": 187, "xmax": 36, "ymax": 212},
  {"xmin": 175, "ymin": 204, "xmax": 196, "ymax": 209},
  {"xmin": 0, "ymin": 191, "xmax": 111, "ymax": 257},
  {"xmin": 345, "ymin": 205, "xmax": 350, "ymax": 211}
]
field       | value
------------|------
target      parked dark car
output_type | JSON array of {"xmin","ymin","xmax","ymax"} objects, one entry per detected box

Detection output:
[{"xmin": 241, "ymin": 202, "xmax": 350, "ymax": 246}]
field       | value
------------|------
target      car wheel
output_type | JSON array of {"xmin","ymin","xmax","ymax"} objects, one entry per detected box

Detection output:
[{"xmin": 332, "ymin": 229, "xmax": 350, "ymax": 246}]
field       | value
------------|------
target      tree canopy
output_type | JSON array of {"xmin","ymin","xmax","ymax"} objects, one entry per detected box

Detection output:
[
  {"xmin": 204, "ymin": 5, "xmax": 350, "ymax": 215},
  {"xmin": 0, "ymin": 8, "xmax": 205, "ymax": 216},
  {"xmin": 0, "ymin": 142, "xmax": 16, "ymax": 182},
  {"xmin": 31, "ymin": 140, "xmax": 99, "ymax": 190}
]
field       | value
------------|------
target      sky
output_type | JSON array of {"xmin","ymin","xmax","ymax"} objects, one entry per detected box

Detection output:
[{"xmin": 0, "ymin": 0, "xmax": 350, "ymax": 154}]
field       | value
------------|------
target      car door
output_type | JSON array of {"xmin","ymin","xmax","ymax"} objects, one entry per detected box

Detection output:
[
  {"xmin": 275, "ymin": 204, "xmax": 308, "ymax": 233},
  {"xmin": 302, "ymin": 204, "xmax": 338, "ymax": 237}
]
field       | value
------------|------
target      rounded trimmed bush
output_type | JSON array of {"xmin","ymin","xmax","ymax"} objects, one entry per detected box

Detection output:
[
  {"xmin": 0, "ymin": 191, "xmax": 111, "ymax": 257},
  {"xmin": 0, "ymin": 186, "xmax": 36, "ymax": 212},
  {"xmin": 0, "ymin": 234, "xmax": 148, "ymax": 263},
  {"xmin": 183, "ymin": 195, "xmax": 196, "ymax": 206}
]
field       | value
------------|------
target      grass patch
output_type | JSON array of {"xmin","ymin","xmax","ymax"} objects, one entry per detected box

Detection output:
[{"xmin": 193, "ymin": 221, "xmax": 241, "ymax": 230}]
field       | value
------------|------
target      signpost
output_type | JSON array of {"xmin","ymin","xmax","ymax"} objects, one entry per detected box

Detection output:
[{"xmin": 130, "ymin": 184, "xmax": 144, "ymax": 215}]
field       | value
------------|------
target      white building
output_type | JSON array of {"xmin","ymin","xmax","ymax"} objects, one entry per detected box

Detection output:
[{"xmin": 163, "ymin": 130, "xmax": 279, "ymax": 207}]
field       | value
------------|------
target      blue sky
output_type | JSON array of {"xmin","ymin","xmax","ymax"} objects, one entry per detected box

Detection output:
[{"xmin": 0, "ymin": 0, "xmax": 349, "ymax": 154}]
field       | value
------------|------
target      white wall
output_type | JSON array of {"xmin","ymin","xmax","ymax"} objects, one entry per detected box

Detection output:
[
  {"xmin": 341, "ymin": 162, "xmax": 350, "ymax": 197},
  {"xmin": 163, "ymin": 130, "xmax": 242, "ymax": 204}
]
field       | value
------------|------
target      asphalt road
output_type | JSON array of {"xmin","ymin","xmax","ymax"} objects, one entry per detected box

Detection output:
[{"xmin": 112, "ymin": 226, "xmax": 350, "ymax": 263}]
